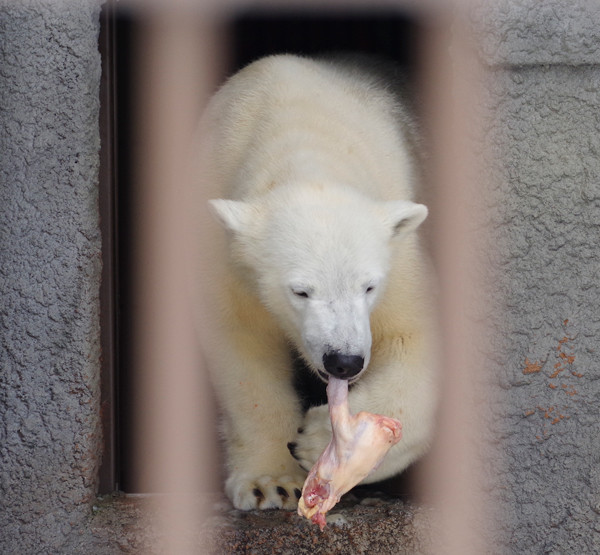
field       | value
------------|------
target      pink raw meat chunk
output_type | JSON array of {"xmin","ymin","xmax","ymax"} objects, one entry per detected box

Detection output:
[{"xmin": 297, "ymin": 377, "xmax": 402, "ymax": 530}]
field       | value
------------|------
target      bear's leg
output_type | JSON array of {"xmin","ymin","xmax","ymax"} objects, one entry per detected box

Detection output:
[{"xmin": 213, "ymin": 333, "xmax": 307, "ymax": 510}]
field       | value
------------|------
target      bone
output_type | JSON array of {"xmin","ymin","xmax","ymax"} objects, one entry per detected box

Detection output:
[{"xmin": 297, "ymin": 377, "xmax": 402, "ymax": 529}]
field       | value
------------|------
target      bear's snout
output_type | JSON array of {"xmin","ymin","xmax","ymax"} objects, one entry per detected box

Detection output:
[{"xmin": 322, "ymin": 353, "xmax": 364, "ymax": 380}]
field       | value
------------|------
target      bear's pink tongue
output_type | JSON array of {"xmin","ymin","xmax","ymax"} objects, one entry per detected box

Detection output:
[
  {"xmin": 297, "ymin": 377, "xmax": 402, "ymax": 530},
  {"xmin": 326, "ymin": 375, "xmax": 349, "ymax": 407}
]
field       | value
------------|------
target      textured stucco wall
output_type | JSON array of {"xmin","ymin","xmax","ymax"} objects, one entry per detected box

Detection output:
[
  {"xmin": 471, "ymin": 0, "xmax": 600, "ymax": 66},
  {"xmin": 472, "ymin": 1, "xmax": 600, "ymax": 552},
  {"xmin": 0, "ymin": 1, "xmax": 103, "ymax": 552}
]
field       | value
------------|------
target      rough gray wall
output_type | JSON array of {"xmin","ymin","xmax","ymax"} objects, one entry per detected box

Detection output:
[
  {"xmin": 472, "ymin": 0, "xmax": 600, "ymax": 66},
  {"xmin": 472, "ymin": 1, "xmax": 600, "ymax": 552},
  {"xmin": 0, "ymin": 1, "xmax": 104, "ymax": 552}
]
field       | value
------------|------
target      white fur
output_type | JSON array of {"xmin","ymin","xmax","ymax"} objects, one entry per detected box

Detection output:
[{"xmin": 196, "ymin": 55, "xmax": 438, "ymax": 510}]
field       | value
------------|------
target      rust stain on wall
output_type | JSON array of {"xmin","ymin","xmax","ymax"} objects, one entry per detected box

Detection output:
[
  {"xmin": 523, "ymin": 358, "xmax": 543, "ymax": 374},
  {"xmin": 523, "ymin": 319, "xmax": 582, "ymax": 437}
]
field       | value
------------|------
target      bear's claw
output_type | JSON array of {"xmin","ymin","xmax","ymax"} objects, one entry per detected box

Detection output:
[
  {"xmin": 289, "ymin": 404, "xmax": 333, "ymax": 471},
  {"xmin": 227, "ymin": 474, "xmax": 306, "ymax": 511}
]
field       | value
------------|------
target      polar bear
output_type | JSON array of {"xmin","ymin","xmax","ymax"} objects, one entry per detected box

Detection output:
[{"xmin": 196, "ymin": 54, "xmax": 438, "ymax": 511}]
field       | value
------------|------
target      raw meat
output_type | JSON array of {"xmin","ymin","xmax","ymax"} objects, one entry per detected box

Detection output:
[{"xmin": 297, "ymin": 377, "xmax": 402, "ymax": 529}]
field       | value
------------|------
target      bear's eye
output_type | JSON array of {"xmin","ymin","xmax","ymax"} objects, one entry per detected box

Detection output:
[
  {"xmin": 292, "ymin": 289, "xmax": 310, "ymax": 299},
  {"xmin": 365, "ymin": 286, "xmax": 375, "ymax": 294}
]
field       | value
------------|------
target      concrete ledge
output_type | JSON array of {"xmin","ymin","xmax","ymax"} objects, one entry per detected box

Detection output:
[{"xmin": 71, "ymin": 490, "xmax": 433, "ymax": 554}]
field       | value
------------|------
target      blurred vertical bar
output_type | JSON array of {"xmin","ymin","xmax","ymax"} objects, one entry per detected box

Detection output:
[
  {"xmin": 419, "ymin": 10, "xmax": 490, "ymax": 554},
  {"xmin": 129, "ymin": 5, "xmax": 222, "ymax": 551}
]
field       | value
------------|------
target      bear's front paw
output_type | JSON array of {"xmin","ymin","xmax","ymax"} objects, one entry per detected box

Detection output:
[
  {"xmin": 287, "ymin": 404, "xmax": 331, "ymax": 472},
  {"xmin": 226, "ymin": 473, "xmax": 305, "ymax": 511}
]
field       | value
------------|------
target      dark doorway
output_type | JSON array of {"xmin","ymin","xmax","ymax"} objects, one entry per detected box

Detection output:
[{"xmin": 230, "ymin": 10, "xmax": 419, "ymax": 73}]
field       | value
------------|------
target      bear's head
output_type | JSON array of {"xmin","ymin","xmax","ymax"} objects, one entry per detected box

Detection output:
[{"xmin": 209, "ymin": 183, "xmax": 427, "ymax": 383}]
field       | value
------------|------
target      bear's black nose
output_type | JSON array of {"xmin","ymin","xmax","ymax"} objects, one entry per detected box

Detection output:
[{"xmin": 322, "ymin": 353, "xmax": 364, "ymax": 379}]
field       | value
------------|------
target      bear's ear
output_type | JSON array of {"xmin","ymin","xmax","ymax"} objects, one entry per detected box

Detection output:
[
  {"xmin": 208, "ymin": 199, "xmax": 254, "ymax": 234},
  {"xmin": 384, "ymin": 200, "xmax": 428, "ymax": 238}
]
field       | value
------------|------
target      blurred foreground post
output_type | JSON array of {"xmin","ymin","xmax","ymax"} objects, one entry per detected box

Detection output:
[
  {"xmin": 130, "ymin": 8, "xmax": 222, "ymax": 552},
  {"xmin": 420, "ymin": 12, "xmax": 490, "ymax": 554}
]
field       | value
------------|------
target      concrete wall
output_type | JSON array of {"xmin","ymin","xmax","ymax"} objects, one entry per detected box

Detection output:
[
  {"xmin": 471, "ymin": 1, "xmax": 600, "ymax": 552},
  {"xmin": 0, "ymin": 1, "xmax": 103, "ymax": 552}
]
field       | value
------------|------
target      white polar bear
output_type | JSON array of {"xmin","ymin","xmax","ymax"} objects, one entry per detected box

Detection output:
[{"xmin": 196, "ymin": 54, "xmax": 438, "ymax": 511}]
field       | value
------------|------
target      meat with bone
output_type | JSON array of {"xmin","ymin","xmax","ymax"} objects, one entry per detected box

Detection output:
[{"xmin": 297, "ymin": 377, "xmax": 402, "ymax": 529}]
